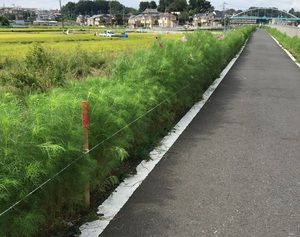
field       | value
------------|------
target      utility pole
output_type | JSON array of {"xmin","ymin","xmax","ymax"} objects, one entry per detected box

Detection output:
[
  {"xmin": 59, "ymin": 0, "xmax": 65, "ymax": 33},
  {"xmin": 109, "ymin": 0, "xmax": 113, "ymax": 28},
  {"xmin": 223, "ymin": 2, "xmax": 228, "ymax": 32},
  {"xmin": 123, "ymin": 5, "xmax": 125, "ymax": 27}
]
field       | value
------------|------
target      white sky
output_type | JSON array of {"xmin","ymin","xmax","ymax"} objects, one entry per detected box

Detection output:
[{"xmin": 1, "ymin": 0, "xmax": 299, "ymax": 11}]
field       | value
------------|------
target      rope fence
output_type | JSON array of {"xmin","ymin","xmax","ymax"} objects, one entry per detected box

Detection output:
[{"xmin": 0, "ymin": 83, "xmax": 190, "ymax": 218}]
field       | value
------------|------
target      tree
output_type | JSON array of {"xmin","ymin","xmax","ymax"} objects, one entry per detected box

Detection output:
[
  {"xmin": 178, "ymin": 10, "xmax": 189, "ymax": 24},
  {"xmin": 226, "ymin": 8, "xmax": 237, "ymax": 16},
  {"xmin": 139, "ymin": 1, "xmax": 150, "ymax": 12},
  {"xmin": 168, "ymin": 0, "xmax": 188, "ymax": 12},
  {"xmin": 75, "ymin": 1, "xmax": 97, "ymax": 15},
  {"xmin": 0, "ymin": 16, "xmax": 10, "ymax": 26},
  {"xmin": 61, "ymin": 2, "xmax": 76, "ymax": 20},
  {"xmin": 149, "ymin": 1, "xmax": 158, "ymax": 9},
  {"xmin": 189, "ymin": 0, "xmax": 213, "ymax": 14},
  {"xmin": 157, "ymin": 0, "xmax": 173, "ymax": 12},
  {"xmin": 114, "ymin": 14, "xmax": 123, "ymax": 25},
  {"xmin": 22, "ymin": 11, "xmax": 36, "ymax": 21},
  {"xmin": 288, "ymin": 8, "xmax": 300, "ymax": 17},
  {"xmin": 125, "ymin": 7, "xmax": 139, "ymax": 14},
  {"xmin": 110, "ymin": 1, "xmax": 125, "ymax": 14},
  {"xmin": 139, "ymin": 1, "xmax": 158, "ymax": 12},
  {"xmin": 94, "ymin": 1, "xmax": 109, "ymax": 14},
  {"xmin": 3, "ymin": 13, "xmax": 15, "ymax": 20}
]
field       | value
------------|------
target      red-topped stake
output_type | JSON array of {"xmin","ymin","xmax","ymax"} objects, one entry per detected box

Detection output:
[{"xmin": 81, "ymin": 100, "xmax": 90, "ymax": 208}]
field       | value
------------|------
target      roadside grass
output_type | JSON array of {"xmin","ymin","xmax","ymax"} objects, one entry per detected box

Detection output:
[{"xmin": 264, "ymin": 26, "xmax": 300, "ymax": 62}]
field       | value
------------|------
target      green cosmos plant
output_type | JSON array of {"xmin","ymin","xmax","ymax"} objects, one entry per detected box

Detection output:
[{"xmin": 0, "ymin": 25, "xmax": 256, "ymax": 236}]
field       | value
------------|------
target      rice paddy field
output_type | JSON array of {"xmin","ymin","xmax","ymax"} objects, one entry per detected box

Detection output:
[
  {"xmin": 0, "ymin": 28, "xmax": 184, "ymax": 58},
  {"xmin": 0, "ymin": 27, "xmax": 186, "ymax": 94}
]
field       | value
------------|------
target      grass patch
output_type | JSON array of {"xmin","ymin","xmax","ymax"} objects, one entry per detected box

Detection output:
[{"xmin": 264, "ymin": 26, "xmax": 300, "ymax": 62}]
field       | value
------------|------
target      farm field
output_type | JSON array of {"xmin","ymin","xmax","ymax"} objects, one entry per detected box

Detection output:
[
  {"xmin": 0, "ymin": 27, "xmax": 189, "ymax": 96},
  {"xmin": 0, "ymin": 29, "xmax": 184, "ymax": 57}
]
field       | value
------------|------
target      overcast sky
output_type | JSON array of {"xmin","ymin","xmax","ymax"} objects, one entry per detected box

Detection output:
[{"xmin": 1, "ymin": 0, "xmax": 300, "ymax": 11}]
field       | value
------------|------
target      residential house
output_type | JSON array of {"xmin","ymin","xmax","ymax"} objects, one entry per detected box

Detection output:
[
  {"xmin": 86, "ymin": 14, "xmax": 104, "ymax": 26},
  {"xmin": 193, "ymin": 10, "xmax": 223, "ymax": 27},
  {"xmin": 193, "ymin": 13, "xmax": 209, "ymax": 26},
  {"xmin": 128, "ymin": 8, "xmax": 177, "ymax": 29},
  {"xmin": 76, "ymin": 15, "xmax": 86, "ymax": 25},
  {"xmin": 36, "ymin": 10, "xmax": 51, "ymax": 21},
  {"xmin": 139, "ymin": 8, "xmax": 160, "ymax": 28},
  {"xmin": 128, "ymin": 9, "xmax": 159, "ymax": 28},
  {"xmin": 211, "ymin": 10, "xmax": 223, "ymax": 26},
  {"xmin": 158, "ymin": 13, "xmax": 177, "ymax": 27},
  {"xmin": 128, "ymin": 15, "xmax": 142, "ymax": 28}
]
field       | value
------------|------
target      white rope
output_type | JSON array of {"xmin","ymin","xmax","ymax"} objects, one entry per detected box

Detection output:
[{"xmin": 0, "ymin": 84, "xmax": 190, "ymax": 217}]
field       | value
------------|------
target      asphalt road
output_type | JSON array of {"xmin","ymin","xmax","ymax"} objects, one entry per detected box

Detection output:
[{"xmin": 100, "ymin": 28, "xmax": 300, "ymax": 237}]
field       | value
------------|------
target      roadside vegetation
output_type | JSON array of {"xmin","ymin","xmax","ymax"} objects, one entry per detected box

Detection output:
[
  {"xmin": 0, "ymin": 31, "xmax": 182, "ymax": 95},
  {"xmin": 0, "ymin": 25, "xmax": 256, "ymax": 236},
  {"xmin": 264, "ymin": 26, "xmax": 300, "ymax": 62}
]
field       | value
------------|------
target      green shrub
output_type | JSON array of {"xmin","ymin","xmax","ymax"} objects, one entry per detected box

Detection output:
[{"xmin": 0, "ymin": 44, "xmax": 108, "ymax": 95}]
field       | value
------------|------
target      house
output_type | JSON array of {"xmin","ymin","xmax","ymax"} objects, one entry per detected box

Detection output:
[
  {"xmin": 129, "ymin": 9, "xmax": 161, "ymax": 29},
  {"xmin": 128, "ymin": 15, "xmax": 142, "ymax": 28},
  {"xmin": 85, "ymin": 14, "xmax": 131, "ymax": 27},
  {"xmin": 128, "ymin": 9, "xmax": 177, "ymax": 29},
  {"xmin": 76, "ymin": 15, "xmax": 86, "ymax": 25},
  {"xmin": 211, "ymin": 10, "xmax": 223, "ymax": 26},
  {"xmin": 158, "ymin": 13, "xmax": 177, "ymax": 28},
  {"xmin": 86, "ymin": 14, "xmax": 103, "ymax": 26},
  {"xmin": 193, "ymin": 10, "xmax": 223, "ymax": 27},
  {"xmin": 36, "ymin": 10, "xmax": 53, "ymax": 21},
  {"xmin": 193, "ymin": 13, "xmax": 209, "ymax": 26}
]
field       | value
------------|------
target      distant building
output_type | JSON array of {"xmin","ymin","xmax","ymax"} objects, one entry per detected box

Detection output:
[
  {"xmin": 158, "ymin": 13, "xmax": 177, "ymax": 27},
  {"xmin": 128, "ymin": 8, "xmax": 178, "ymax": 29},
  {"xmin": 85, "ymin": 14, "xmax": 110, "ymax": 26},
  {"xmin": 0, "ymin": 6, "xmax": 37, "ymax": 15},
  {"xmin": 15, "ymin": 20, "xmax": 25, "ymax": 25},
  {"xmin": 193, "ymin": 10, "xmax": 223, "ymax": 27},
  {"xmin": 76, "ymin": 15, "xmax": 86, "ymax": 25}
]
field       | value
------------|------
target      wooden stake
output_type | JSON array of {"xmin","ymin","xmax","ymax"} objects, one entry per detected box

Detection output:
[{"xmin": 81, "ymin": 100, "xmax": 90, "ymax": 208}]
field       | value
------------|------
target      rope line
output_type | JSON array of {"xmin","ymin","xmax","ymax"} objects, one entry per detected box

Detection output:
[{"xmin": 0, "ymin": 84, "xmax": 189, "ymax": 218}]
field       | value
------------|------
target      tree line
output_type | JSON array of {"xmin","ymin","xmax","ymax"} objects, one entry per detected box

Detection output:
[
  {"xmin": 61, "ymin": 0, "xmax": 300, "ymax": 21},
  {"xmin": 0, "ymin": 0, "xmax": 299, "ymax": 25},
  {"xmin": 61, "ymin": 0, "xmax": 214, "ymax": 20}
]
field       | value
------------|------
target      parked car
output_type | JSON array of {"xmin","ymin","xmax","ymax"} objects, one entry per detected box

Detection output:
[
  {"xmin": 118, "ymin": 32, "xmax": 128, "ymax": 38},
  {"xmin": 99, "ymin": 30, "xmax": 115, "ymax": 37},
  {"xmin": 136, "ymin": 27, "xmax": 147, "ymax": 33}
]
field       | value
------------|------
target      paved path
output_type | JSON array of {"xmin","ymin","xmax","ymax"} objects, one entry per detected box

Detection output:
[{"xmin": 100, "ymin": 28, "xmax": 300, "ymax": 237}]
